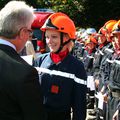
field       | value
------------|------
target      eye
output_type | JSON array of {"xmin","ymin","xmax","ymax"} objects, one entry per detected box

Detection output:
[
  {"xmin": 51, "ymin": 35, "xmax": 58, "ymax": 39},
  {"xmin": 45, "ymin": 35, "xmax": 49, "ymax": 39}
]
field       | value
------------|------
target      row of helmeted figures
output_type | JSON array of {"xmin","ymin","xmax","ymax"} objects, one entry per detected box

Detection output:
[{"xmin": 72, "ymin": 20, "xmax": 120, "ymax": 120}]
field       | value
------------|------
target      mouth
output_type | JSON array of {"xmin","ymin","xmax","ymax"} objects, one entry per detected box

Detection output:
[{"xmin": 48, "ymin": 44, "xmax": 56, "ymax": 48}]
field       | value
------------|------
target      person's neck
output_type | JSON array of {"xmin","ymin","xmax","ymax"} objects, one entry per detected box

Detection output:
[{"xmin": 50, "ymin": 49, "xmax": 69, "ymax": 64}]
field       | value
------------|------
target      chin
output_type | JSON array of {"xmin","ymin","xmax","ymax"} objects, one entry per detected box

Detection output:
[
  {"xmin": 49, "ymin": 48, "xmax": 57, "ymax": 53},
  {"xmin": 50, "ymin": 50, "xmax": 56, "ymax": 53}
]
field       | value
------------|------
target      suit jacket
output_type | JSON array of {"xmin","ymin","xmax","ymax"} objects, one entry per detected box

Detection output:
[{"xmin": 0, "ymin": 44, "xmax": 46, "ymax": 120}]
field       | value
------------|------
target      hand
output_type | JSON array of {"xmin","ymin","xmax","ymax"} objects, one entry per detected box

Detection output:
[
  {"xmin": 103, "ymin": 93, "xmax": 108, "ymax": 103},
  {"xmin": 100, "ymin": 86, "xmax": 105, "ymax": 94},
  {"xmin": 112, "ymin": 109, "xmax": 119, "ymax": 120},
  {"xmin": 95, "ymin": 79, "xmax": 99, "ymax": 88}
]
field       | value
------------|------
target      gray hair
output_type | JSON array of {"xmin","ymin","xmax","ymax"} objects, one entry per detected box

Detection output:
[{"xmin": 0, "ymin": 1, "xmax": 35, "ymax": 39}]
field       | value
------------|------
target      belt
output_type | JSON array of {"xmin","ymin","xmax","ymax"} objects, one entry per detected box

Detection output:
[{"xmin": 112, "ymin": 92, "xmax": 120, "ymax": 98}]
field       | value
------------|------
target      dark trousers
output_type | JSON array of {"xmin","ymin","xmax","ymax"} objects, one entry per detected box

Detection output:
[{"xmin": 46, "ymin": 111, "xmax": 71, "ymax": 120}]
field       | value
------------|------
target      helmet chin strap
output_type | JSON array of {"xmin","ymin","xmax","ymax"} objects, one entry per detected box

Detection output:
[{"xmin": 55, "ymin": 32, "xmax": 71, "ymax": 54}]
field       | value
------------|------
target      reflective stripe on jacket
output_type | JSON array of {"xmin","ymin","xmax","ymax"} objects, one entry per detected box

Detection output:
[{"xmin": 33, "ymin": 53, "xmax": 87, "ymax": 120}]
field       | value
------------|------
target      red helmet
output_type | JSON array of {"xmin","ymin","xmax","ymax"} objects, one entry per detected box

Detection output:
[
  {"xmin": 85, "ymin": 35, "xmax": 97, "ymax": 45},
  {"xmin": 41, "ymin": 12, "xmax": 76, "ymax": 39},
  {"xmin": 103, "ymin": 20, "xmax": 118, "ymax": 42},
  {"xmin": 98, "ymin": 20, "xmax": 117, "ymax": 35},
  {"xmin": 98, "ymin": 27, "xmax": 106, "ymax": 35},
  {"xmin": 104, "ymin": 20, "xmax": 118, "ymax": 33},
  {"xmin": 112, "ymin": 20, "xmax": 120, "ymax": 34}
]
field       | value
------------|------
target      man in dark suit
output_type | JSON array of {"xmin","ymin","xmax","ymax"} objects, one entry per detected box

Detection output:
[{"xmin": 0, "ymin": 1, "xmax": 46, "ymax": 120}]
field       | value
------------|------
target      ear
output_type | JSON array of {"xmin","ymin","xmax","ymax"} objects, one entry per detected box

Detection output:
[
  {"xmin": 63, "ymin": 33, "xmax": 70, "ymax": 42},
  {"xmin": 19, "ymin": 28, "xmax": 28, "ymax": 40}
]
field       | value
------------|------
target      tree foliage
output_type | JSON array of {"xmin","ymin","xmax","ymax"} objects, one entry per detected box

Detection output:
[{"xmin": 0, "ymin": 0, "xmax": 120, "ymax": 31}]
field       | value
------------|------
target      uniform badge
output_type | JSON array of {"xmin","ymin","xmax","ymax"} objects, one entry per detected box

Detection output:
[{"xmin": 51, "ymin": 85, "xmax": 59, "ymax": 94}]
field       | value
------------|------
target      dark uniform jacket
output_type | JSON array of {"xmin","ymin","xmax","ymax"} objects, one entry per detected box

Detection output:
[
  {"xmin": 0, "ymin": 44, "xmax": 46, "ymax": 120},
  {"xmin": 72, "ymin": 41, "xmax": 85, "ymax": 61},
  {"xmin": 82, "ymin": 49, "xmax": 96, "ymax": 76},
  {"xmin": 33, "ymin": 53, "xmax": 87, "ymax": 120},
  {"xmin": 107, "ymin": 52, "xmax": 120, "ymax": 120},
  {"xmin": 99, "ymin": 43, "xmax": 114, "ymax": 90},
  {"xmin": 108, "ymin": 51, "xmax": 120, "ymax": 91}
]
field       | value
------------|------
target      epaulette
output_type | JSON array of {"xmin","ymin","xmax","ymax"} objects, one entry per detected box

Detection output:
[
  {"xmin": 99, "ymin": 50, "xmax": 104, "ymax": 55},
  {"xmin": 106, "ymin": 58, "xmax": 114, "ymax": 64},
  {"xmin": 114, "ymin": 60, "xmax": 120, "ymax": 65},
  {"xmin": 87, "ymin": 55, "xmax": 94, "ymax": 59},
  {"xmin": 82, "ymin": 46, "xmax": 85, "ymax": 49},
  {"xmin": 104, "ymin": 48, "xmax": 114, "ymax": 53}
]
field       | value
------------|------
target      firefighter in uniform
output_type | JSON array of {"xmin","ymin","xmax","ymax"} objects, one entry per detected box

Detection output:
[
  {"xmin": 92, "ymin": 25, "xmax": 111, "ymax": 120},
  {"xmin": 83, "ymin": 34, "xmax": 98, "ymax": 111},
  {"xmin": 107, "ymin": 20, "xmax": 120, "ymax": 120},
  {"xmin": 95, "ymin": 20, "xmax": 117, "ymax": 120},
  {"xmin": 93, "ymin": 27, "xmax": 107, "ymax": 89},
  {"xmin": 33, "ymin": 12, "xmax": 87, "ymax": 120}
]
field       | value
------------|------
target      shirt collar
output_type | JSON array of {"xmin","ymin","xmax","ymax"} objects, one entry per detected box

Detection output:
[{"xmin": 0, "ymin": 39, "xmax": 16, "ymax": 50}]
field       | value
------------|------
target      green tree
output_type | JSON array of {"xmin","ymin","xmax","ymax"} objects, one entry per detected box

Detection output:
[
  {"xmin": 48, "ymin": 0, "xmax": 120, "ymax": 30},
  {"xmin": 0, "ymin": 0, "xmax": 120, "ymax": 30},
  {"xmin": 81, "ymin": 0, "xmax": 120, "ymax": 30}
]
